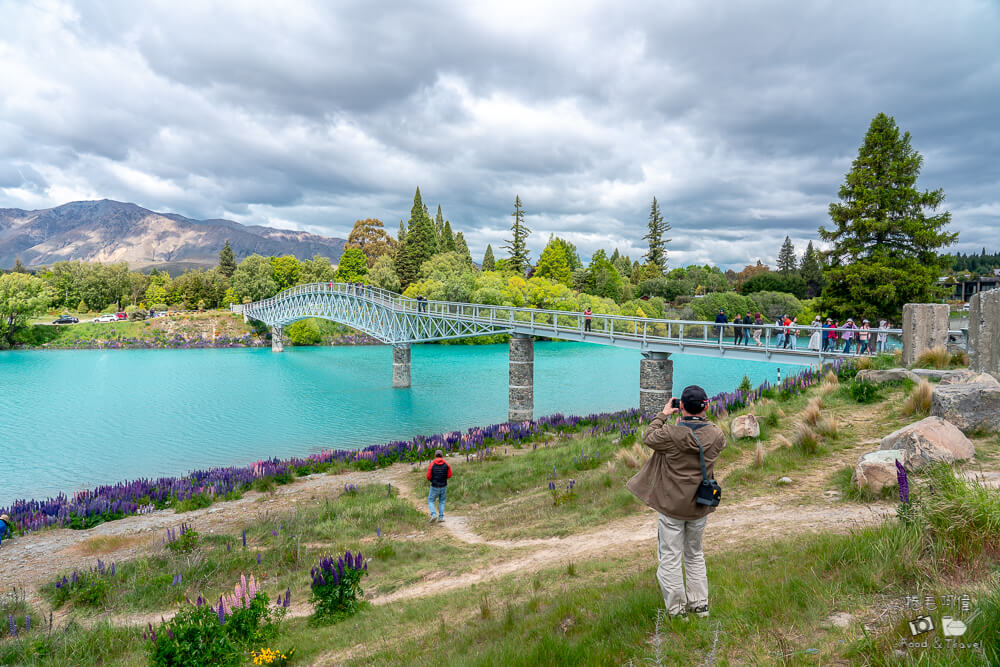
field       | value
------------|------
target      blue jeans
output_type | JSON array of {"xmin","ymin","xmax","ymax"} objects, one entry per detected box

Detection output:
[
  {"xmin": 775, "ymin": 333, "xmax": 785, "ymax": 348},
  {"xmin": 843, "ymin": 339, "xmax": 853, "ymax": 354},
  {"xmin": 428, "ymin": 486, "xmax": 447, "ymax": 518}
]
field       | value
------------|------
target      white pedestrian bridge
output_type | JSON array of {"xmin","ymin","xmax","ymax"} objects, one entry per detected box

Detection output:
[{"xmin": 235, "ymin": 282, "xmax": 933, "ymax": 419}]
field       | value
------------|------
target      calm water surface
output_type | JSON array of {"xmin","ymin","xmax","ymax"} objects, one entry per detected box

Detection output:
[{"xmin": 0, "ymin": 343, "xmax": 806, "ymax": 505}]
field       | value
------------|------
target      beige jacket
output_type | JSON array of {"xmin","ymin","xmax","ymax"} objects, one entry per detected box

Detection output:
[{"xmin": 626, "ymin": 414, "xmax": 727, "ymax": 521}]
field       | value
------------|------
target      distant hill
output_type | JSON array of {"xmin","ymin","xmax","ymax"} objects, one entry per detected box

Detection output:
[{"xmin": 0, "ymin": 199, "xmax": 346, "ymax": 272}]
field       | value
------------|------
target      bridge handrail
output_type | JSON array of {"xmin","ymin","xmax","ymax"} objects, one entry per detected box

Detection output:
[{"xmin": 238, "ymin": 282, "xmax": 926, "ymax": 349}]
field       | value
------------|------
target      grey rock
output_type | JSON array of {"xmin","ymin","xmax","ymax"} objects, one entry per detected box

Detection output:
[
  {"xmin": 856, "ymin": 368, "xmax": 921, "ymax": 384},
  {"xmin": 930, "ymin": 381, "xmax": 1000, "ymax": 434},
  {"xmin": 911, "ymin": 369, "xmax": 947, "ymax": 380},
  {"xmin": 879, "ymin": 416, "xmax": 975, "ymax": 468},
  {"xmin": 777, "ymin": 476, "xmax": 793, "ymax": 485},
  {"xmin": 852, "ymin": 450, "xmax": 904, "ymax": 492},
  {"xmin": 902, "ymin": 304, "xmax": 950, "ymax": 366},
  {"xmin": 938, "ymin": 369, "xmax": 978, "ymax": 385},
  {"xmin": 731, "ymin": 414, "xmax": 760, "ymax": 439},
  {"xmin": 969, "ymin": 289, "xmax": 1000, "ymax": 381}
]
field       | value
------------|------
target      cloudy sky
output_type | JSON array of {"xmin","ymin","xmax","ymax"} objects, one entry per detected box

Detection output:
[{"xmin": 1, "ymin": 0, "xmax": 997, "ymax": 269}]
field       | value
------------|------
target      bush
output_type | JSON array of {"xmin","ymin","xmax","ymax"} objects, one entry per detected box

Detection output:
[
  {"xmin": 745, "ymin": 290, "xmax": 803, "ymax": 321},
  {"xmin": 739, "ymin": 272, "xmax": 807, "ymax": 299},
  {"xmin": 127, "ymin": 306, "xmax": 148, "ymax": 321},
  {"xmin": 846, "ymin": 378, "xmax": 881, "ymax": 404},
  {"xmin": 148, "ymin": 577, "xmax": 286, "ymax": 667},
  {"xmin": 165, "ymin": 524, "xmax": 199, "ymax": 553},
  {"xmin": 310, "ymin": 550, "xmax": 368, "ymax": 622},
  {"xmin": 689, "ymin": 292, "xmax": 758, "ymax": 322},
  {"xmin": 47, "ymin": 564, "xmax": 116, "ymax": 608},
  {"xmin": 286, "ymin": 318, "xmax": 323, "ymax": 346}
]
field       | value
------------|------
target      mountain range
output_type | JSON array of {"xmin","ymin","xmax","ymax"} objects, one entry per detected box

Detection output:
[{"xmin": 0, "ymin": 199, "xmax": 346, "ymax": 273}]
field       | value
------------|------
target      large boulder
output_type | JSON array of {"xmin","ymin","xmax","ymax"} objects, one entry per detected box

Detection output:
[
  {"xmin": 856, "ymin": 368, "xmax": 921, "ymax": 384},
  {"xmin": 912, "ymin": 369, "xmax": 947, "ymax": 381},
  {"xmin": 930, "ymin": 381, "xmax": 1000, "ymax": 434},
  {"xmin": 853, "ymin": 450, "xmax": 904, "ymax": 493},
  {"xmin": 879, "ymin": 416, "xmax": 975, "ymax": 468},
  {"xmin": 938, "ymin": 369, "xmax": 978, "ymax": 385},
  {"xmin": 731, "ymin": 414, "xmax": 760, "ymax": 439}
]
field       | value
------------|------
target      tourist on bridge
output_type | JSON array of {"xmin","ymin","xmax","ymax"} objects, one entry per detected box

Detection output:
[
  {"xmin": 583, "ymin": 307, "xmax": 592, "ymax": 332},
  {"xmin": 786, "ymin": 316, "xmax": 799, "ymax": 350},
  {"xmin": 738, "ymin": 312, "xmax": 752, "ymax": 346},
  {"xmin": 752, "ymin": 313, "xmax": 764, "ymax": 346},
  {"xmin": 857, "ymin": 320, "xmax": 872, "ymax": 355},
  {"xmin": 823, "ymin": 319, "xmax": 837, "ymax": 352},
  {"xmin": 0, "ymin": 514, "xmax": 12, "ymax": 547},
  {"xmin": 841, "ymin": 319, "xmax": 857, "ymax": 354},
  {"xmin": 876, "ymin": 320, "xmax": 890, "ymax": 353},
  {"xmin": 714, "ymin": 309, "xmax": 728, "ymax": 341},
  {"xmin": 627, "ymin": 385, "xmax": 726, "ymax": 620},
  {"xmin": 733, "ymin": 313, "xmax": 744, "ymax": 345},
  {"xmin": 808, "ymin": 317, "xmax": 822, "ymax": 351},
  {"xmin": 426, "ymin": 449, "xmax": 452, "ymax": 523},
  {"xmin": 774, "ymin": 316, "xmax": 786, "ymax": 348}
]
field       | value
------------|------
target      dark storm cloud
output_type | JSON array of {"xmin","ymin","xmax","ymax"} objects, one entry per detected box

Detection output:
[{"xmin": 0, "ymin": 0, "xmax": 997, "ymax": 269}]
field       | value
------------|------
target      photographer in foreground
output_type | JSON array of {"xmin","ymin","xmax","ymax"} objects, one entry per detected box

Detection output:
[{"xmin": 627, "ymin": 386, "xmax": 726, "ymax": 619}]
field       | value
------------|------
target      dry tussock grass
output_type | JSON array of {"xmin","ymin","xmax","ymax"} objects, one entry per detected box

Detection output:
[
  {"xmin": 754, "ymin": 442, "xmax": 765, "ymax": 467},
  {"xmin": 775, "ymin": 434, "xmax": 793, "ymax": 449},
  {"xmin": 815, "ymin": 415, "xmax": 839, "ymax": 439},
  {"xmin": 801, "ymin": 397, "xmax": 824, "ymax": 427},
  {"xmin": 76, "ymin": 534, "xmax": 145, "ymax": 555},
  {"xmin": 915, "ymin": 345, "xmax": 951, "ymax": 370},
  {"xmin": 792, "ymin": 422, "xmax": 820, "ymax": 453},
  {"xmin": 618, "ymin": 442, "xmax": 651, "ymax": 469},
  {"xmin": 903, "ymin": 380, "xmax": 933, "ymax": 416}
]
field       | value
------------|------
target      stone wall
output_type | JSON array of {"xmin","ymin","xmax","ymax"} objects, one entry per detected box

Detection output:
[
  {"xmin": 392, "ymin": 344, "xmax": 411, "ymax": 388},
  {"xmin": 639, "ymin": 352, "xmax": 673, "ymax": 416},
  {"xmin": 509, "ymin": 335, "xmax": 534, "ymax": 421}
]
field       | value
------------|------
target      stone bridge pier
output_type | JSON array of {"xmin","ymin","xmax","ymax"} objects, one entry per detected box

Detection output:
[
  {"xmin": 640, "ymin": 352, "xmax": 673, "ymax": 417},
  {"xmin": 393, "ymin": 344, "xmax": 411, "ymax": 388},
  {"xmin": 271, "ymin": 326, "xmax": 284, "ymax": 352},
  {"xmin": 509, "ymin": 334, "xmax": 534, "ymax": 422},
  {"xmin": 970, "ymin": 289, "xmax": 1000, "ymax": 380}
]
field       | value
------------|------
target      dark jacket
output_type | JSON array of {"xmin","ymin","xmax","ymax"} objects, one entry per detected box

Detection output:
[
  {"xmin": 426, "ymin": 458, "xmax": 452, "ymax": 488},
  {"xmin": 627, "ymin": 415, "xmax": 726, "ymax": 521},
  {"xmin": 0, "ymin": 519, "xmax": 10, "ymax": 545}
]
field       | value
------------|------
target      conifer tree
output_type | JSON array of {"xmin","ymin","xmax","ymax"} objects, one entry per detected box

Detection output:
[
  {"xmin": 799, "ymin": 241, "xmax": 824, "ymax": 298},
  {"xmin": 441, "ymin": 220, "xmax": 457, "ymax": 252},
  {"xmin": 482, "ymin": 244, "xmax": 496, "ymax": 271},
  {"xmin": 534, "ymin": 237, "xmax": 572, "ymax": 285},
  {"xmin": 642, "ymin": 196, "xmax": 671, "ymax": 273},
  {"xmin": 434, "ymin": 205, "xmax": 445, "ymax": 243},
  {"xmin": 218, "ymin": 240, "xmax": 237, "ymax": 277},
  {"xmin": 397, "ymin": 219, "xmax": 406, "ymax": 243},
  {"xmin": 395, "ymin": 187, "xmax": 439, "ymax": 287},
  {"xmin": 503, "ymin": 195, "xmax": 531, "ymax": 275},
  {"xmin": 12, "ymin": 257, "xmax": 27, "ymax": 274},
  {"xmin": 777, "ymin": 236, "xmax": 797, "ymax": 273},
  {"xmin": 454, "ymin": 231, "xmax": 472, "ymax": 265},
  {"xmin": 820, "ymin": 113, "xmax": 956, "ymax": 319}
]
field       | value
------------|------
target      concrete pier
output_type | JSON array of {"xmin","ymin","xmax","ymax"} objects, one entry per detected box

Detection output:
[
  {"xmin": 509, "ymin": 334, "xmax": 534, "ymax": 422},
  {"xmin": 640, "ymin": 352, "xmax": 673, "ymax": 417},
  {"xmin": 970, "ymin": 289, "xmax": 1000, "ymax": 380},
  {"xmin": 392, "ymin": 344, "xmax": 411, "ymax": 388},
  {"xmin": 271, "ymin": 326, "xmax": 284, "ymax": 352},
  {"xmin": 902, "ymin": 303, "xmax": 950, "ymax": 366}
]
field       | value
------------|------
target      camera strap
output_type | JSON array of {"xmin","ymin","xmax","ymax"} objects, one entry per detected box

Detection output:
[{"xmin": 690, "ymin": 429, "xmax": 709, "ymax": 484}]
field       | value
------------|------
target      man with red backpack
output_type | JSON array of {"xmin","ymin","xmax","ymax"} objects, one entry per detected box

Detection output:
[{"xmin": 426, "ymin": 449, "xmax": 452, "ymax": 523}]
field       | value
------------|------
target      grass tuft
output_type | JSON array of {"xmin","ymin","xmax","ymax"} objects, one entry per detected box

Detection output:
[
  {"xmin": 914, "ymin": 345, "xmax": 951, "ymax": 370},
  {"xmin": 791, "ymin": 423, "xmax": 820, "ymax": 455},
  {"xmin": 902, "ymin": 379, "xmax": 933, "ymax": 416}
]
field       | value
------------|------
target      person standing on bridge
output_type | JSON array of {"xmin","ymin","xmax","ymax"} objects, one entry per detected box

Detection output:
[
  {"xmin": 714, "ymin": 309, "xmax": 728, "ymax": 342},
  {"xmin": 627, "ymin": 386, "xmax": 726, "ymax": 620},
  {"xmin": 752, "ymin": 313, "xmax": 764, "ymax": 346},
  {"xmin": 742, "ymin": 313, "xmax": 754, "ymax": 346},
  {"xmin": 584, "ymin": 306, "xmax": 592, "ymax": 332},
  {"xmin": 426, "ymin": 449, "xmax": 452, "ymax": 523}
]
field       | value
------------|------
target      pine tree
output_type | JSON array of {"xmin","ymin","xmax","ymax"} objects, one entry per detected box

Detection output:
[
  {"xmin": 12, "ymin": 257, "xmax": 27, "ymax": 273},
  {"xmin": 453, "ymin": 231, "xmax": 472, "ymax": 265},
  {"xmin": 218, "ymin": 240, "xmax": 237, "ymax": 277},
  {"xmin": 799, "ymin": 241, "xmax": 824, "ymax": 297},
  {"xmin": 534, "ymin": 237, "xmax": 572, "ymax": 285},
  {"xmin": 482, "ymin": 244, "xmax": 496, "ymax": 271},
  {"xmin": 441, "ymin": 220, "xmax": 456, "ymax": 252},
  {"xmin": 503, "ymin": 195, "xmax": 531, "ymax": 275},
  {"xmin": 397, "ymin": 219, "xmax": 406, "ymax": 243},
  {"xmin": 777, "ymin": 236, "xmax": 797, "ymax": 273},
  {"xmin": 395, "ymin": 187, "xmax": 439, "ymax": 287},
  {"xmin": 434, "ymin": 205, "xmax": 445, "ymax": 244},
  {"xmin": 642, "ymin": 196, "xmax": 671, "ymax": 274},
  {"xmin": 819, "ymin": 112, "xmax": 957, "ymax": 320}
]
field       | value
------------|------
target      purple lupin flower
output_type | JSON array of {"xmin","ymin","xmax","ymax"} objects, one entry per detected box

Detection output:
[
  {"xmin": 284, "ymin": 588, "xmax": 291, "ymax": 608},
  {"xmin": 242, "ymin": 529, "xmax": 247, "ymax": 548},
  {"xmin": 8, "ymin": 614, "xmax": 15, "ymax": 636},
  {"xmin": 256, "ymin": 552, "xmax": 262, "ymax": 565},
  {"xmin": 217, "ymin": 601, "xmax": 226, "ymax": 625},
  {"xmin": 895, "ymin": 460, "xmax": 909, "ymax": 504},
  {"xmin": 24, "ymin": 614, "xmax": 30, "ymax": 632}
]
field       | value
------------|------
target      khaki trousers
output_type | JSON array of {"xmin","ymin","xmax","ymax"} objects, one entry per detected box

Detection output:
[{"xmin": 656, "ymin": 512, "xmax": 709, "ymax": 616}]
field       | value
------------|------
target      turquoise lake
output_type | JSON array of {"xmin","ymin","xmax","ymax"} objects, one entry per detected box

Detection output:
[{"xmin": 0, "ymin": 344, "xmax": 807, "ymax": 506}]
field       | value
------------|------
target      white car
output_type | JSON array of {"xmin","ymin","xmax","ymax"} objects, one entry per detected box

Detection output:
[{"xmin": 93, "ymin": 314, "xmax": 118, "ymax": 323}]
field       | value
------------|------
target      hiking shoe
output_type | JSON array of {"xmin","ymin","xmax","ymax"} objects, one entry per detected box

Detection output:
[
  {"xmin": 428, "ymin": 516, "xmax": 437, "ymax": 523},
  {"xmin": 690, "ymin": 605, "xmax": 709, "ymax": 618},
  {"xmin": 437, "ymin": 517, "xmax": 445, "ymax": 523}
]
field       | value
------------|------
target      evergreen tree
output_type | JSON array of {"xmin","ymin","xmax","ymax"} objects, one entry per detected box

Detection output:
[
  {"xmin": 799, "ymin": 241, "xmax": 825, "ymax": 298},
  {"xmin": 585, "ymin": 250, "xmax": 626, "ymax": 302},
  {"xmin": 453, "ymin": 231, "xmax": 472, "ymax": 265},
  {"xmin": 441, "ymin": 220, "xmax": 457, "ymax": 252},
  {"xmin": 482, "ymin": 244, "xmax": 496, "ymax": 271},
  {"xmin": 777, "ymin": 236, "xmax": 797, "ymax": 273},
  {"xmin": 434, "ymin": 205, "xmax": 445, "ymax": 243},
  {"xmin": 819, "ymin": 113, "xmax": 957, "ymax": 320},
  {"xmin": 642, "ymin": 196, "xmax": 671, "ymax": 273},
  {"xmin": 218, "ymin": 240, "xmax": 237, "ymax": 277},
  {"xmin": 534, "ymin": 237, "xmax": 572, "ymax": 285},
  {"xmin": 503, "ymin": 195, "xmax": 531, "ymax": 275},
  {"xmin": 12, "ymin": 257, "xmax": 27, "ymax": 273},
  {"xmin": 395, "ymin": 187, "xmax": 439, "ymax": 287},
  {"xmin": 397, "ymin": 219, "xmax": 406, "ymax": 243}
]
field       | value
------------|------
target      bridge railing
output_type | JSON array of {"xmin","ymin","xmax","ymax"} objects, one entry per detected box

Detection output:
[{"xmin": 241, "ymin": 282, "xmax": 929, "ymax": 357}]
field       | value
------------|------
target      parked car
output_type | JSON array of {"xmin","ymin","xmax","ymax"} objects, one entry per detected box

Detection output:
[
  {"xmin": 93, "ymin": 314, "xmax": 118, "ymax": 323},
  {"xmin": 52, "ymin": 314, "xmax": 79, "ymax": 324},
  {"xmin": 116, "ymin": 312, "xmax": 127, "ymax": 320}
]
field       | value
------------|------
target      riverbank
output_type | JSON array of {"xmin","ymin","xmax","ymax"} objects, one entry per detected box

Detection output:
[{"xmin": 2, "ymin": 360, "xmax": 998, "ymax": 665}]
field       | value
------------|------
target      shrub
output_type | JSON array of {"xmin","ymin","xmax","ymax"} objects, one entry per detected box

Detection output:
[
  {"xmin": 47, "ymin": 562, "xmax": 117, "ymax": 609},
  {"xmin": 847, "ymin": 379, "xmax": 881, "ymax": 404},
  {"xmin": 902, "ymin": 380, "xmax": 933, "ymax": 416},
  {"xmin": 738, "ymin": 375, "xmax": 753, "ymax": 393},
  {"xmin": 286, "ymin": 319, "xmax": 323, "ymax": 346},
  {"xmin": 310, "ymin": 550, "xmax": 368, "ymax": 622},
  {"xmin": 147, "ymin": 575, "xmax": 287, "ymax": 667},
  {"xmin": 165, "ymin": 524, "xmax": 199, "ymax": 553},
  {"xmin": 914, "ymin": 345, "xmax": 951, "ymax": 370}
]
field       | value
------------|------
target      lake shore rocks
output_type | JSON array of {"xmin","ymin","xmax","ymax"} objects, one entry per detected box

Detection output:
[
  {"xmin": 731, "ymin": 414, "xmax": 760, "ymax": 439},
  {"xmin": 930, "ymin": 376, "xmax": 1000, "ymax": 434}
]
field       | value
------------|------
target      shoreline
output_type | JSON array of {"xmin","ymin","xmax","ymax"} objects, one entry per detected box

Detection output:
[{"xmin": 0, "ymin": 362, "xmax": 832, "ymax": 534}]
